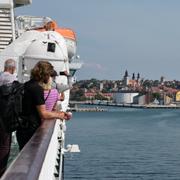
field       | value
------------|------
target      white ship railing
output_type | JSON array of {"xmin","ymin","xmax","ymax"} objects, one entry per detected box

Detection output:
[{"xmin": 1, "ymin": 119, "xmax": 66, "ymax": 180}]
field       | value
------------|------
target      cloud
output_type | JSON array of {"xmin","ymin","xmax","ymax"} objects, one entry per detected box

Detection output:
[{"xmin": 84, "ymin": 63, "xmax": 107, "ymax": 71}]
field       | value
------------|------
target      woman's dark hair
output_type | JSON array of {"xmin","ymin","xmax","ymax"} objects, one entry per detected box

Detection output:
[
  {"xmin": 31, "ymin": 61, "xmax": 54, "ymax": 83},
  {"xmin": 51, "ymin": 70, "xmax": 58, "ymax": 78}
]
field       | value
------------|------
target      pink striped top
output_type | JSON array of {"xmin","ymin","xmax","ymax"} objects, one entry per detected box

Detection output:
[{"xmin": 44, "ymin": 89, "xmax": 59, "ymax": 111}]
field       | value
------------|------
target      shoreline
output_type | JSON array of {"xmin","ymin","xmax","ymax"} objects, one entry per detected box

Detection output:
[
  {"xmin": 70, "ymin": 101, "xmax": 180, "ymax": 110},
  {"xmin": 70, "ymin": 107, "xmax": 106, "ymax": 112}
]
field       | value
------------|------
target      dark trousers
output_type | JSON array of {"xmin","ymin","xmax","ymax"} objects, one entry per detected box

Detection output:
[{"xmin": 0, "ymin": 130, "xmax": 11, "ymax": 177}]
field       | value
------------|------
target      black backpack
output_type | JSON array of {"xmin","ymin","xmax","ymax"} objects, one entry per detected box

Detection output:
[{"xmin": 0, "ymin": 81, "xmax": 25, "ymax": 132}]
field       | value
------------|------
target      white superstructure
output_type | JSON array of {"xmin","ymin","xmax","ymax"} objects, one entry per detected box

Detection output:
[{"xmin": 0, "ymin": 0, "xmax": 81, "ymax": 179}]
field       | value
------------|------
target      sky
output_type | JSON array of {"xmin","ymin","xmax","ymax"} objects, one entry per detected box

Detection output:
[{"xmin": 15, "ymin": 0, "xmax": 180, "ymax": 81}]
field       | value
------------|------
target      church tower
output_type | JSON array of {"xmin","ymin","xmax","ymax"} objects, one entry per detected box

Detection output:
[
  {"xmin": 137, "ymin": 73, "xmax": 140, "ymax": 84},
  {"xmin": 132, "ymin": 73, "xmax": 135, "ymax": 80},
  {"xmin": 123, "ymin": 70, "xmax": 129, "ymax": 86}
]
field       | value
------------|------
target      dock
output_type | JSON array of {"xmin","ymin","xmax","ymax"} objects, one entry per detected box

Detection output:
[
  {"xmin": 70, "ymin": 101, "xmax": 180, "ymax": 109},
  {"xmin": 70, "ymin": 107, "xmax": 106, "ymax": 112}
]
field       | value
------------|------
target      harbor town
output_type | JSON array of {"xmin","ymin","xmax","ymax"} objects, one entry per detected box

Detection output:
[{"xmin": 70, "ymin": 70, "xmax": 180, "ymax": 109}]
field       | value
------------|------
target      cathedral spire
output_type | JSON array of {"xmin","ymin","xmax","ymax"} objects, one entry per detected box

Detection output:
[
  {"xmin": 137, "ymin": 73, "xmax": 140, "ymax": 80},
  {"xmin": 124, "ymin": 70, "xmax": 128, "ymax": 77},
  {"xmin": 132, "ymin": 73, "xmax": 135, "ymax": 80}
]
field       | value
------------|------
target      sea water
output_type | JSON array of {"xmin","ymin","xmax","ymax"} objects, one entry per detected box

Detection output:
[{"xmin": 64, "ymin": 108, "xmax": 180, "ymax": 180}]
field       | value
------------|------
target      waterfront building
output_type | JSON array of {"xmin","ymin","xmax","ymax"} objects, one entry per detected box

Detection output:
[
  {"xmin": 164, "ymin": 95, "xmax": 172, "ymax": 105},
  {"xmin": 176, "ymin": 91, "xmax": 180, "ymax": 102},
  {"xmin": 133, "ymin": 94, "xmax": 147, "ymax": 105},
  {"xmin": 102, "ymin": 93, "xmax": 113, "ymax": 100},
  {"xmin": 100, "ymin": 82, "xmax": 104, "ymax": 91},
  {"xmin": 84, "ymin": 92, "xmax": 96, "ymax": 99},
  {"xmin": 113, "ymin": 90, "xmax": 139, "ymax": 104},
  {"xmin": 85, "ymin": 92, "xmax": 113, "ymax": 101},
  {"xmin": 113, "ymin": 81, "xmax": 117, "ymax": 90}
]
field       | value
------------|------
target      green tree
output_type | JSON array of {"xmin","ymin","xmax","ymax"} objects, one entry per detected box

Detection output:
[{"xmin": 152, "ymin": 92, "xmax": 160, "ymax": 100}]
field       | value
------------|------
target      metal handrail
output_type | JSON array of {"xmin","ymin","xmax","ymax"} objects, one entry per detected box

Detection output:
[{"xmin": 1, "ymin": 119, "xmax": 59, "ymax": 180}]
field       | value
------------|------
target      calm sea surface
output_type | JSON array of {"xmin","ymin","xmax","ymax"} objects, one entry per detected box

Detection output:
[{"xmin": 64, "ymin": 108, "xmax": 180, "ymax": 180}]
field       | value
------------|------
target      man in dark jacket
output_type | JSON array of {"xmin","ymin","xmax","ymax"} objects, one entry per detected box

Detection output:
[{"xmin": 0, "ymin": 59, "xmax": 17, "ymax": 177}]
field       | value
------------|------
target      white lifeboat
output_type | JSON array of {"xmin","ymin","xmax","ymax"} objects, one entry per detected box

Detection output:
[
  {"xmin": 36, "ymin": 21, "xmax": 77, "ymax": 60},
  {"xmin": 22, "ymin": 30, "xmax": 68, "ymax": 77}
]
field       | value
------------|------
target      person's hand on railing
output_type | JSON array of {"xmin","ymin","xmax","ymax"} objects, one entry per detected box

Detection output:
[
  {"xmin": 57, "ymin": 111, "xmax": 72, "ymax": 120},
  {"xmin": 64, "ymin": 112, "xmax": 72, "ymax": 120}
]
